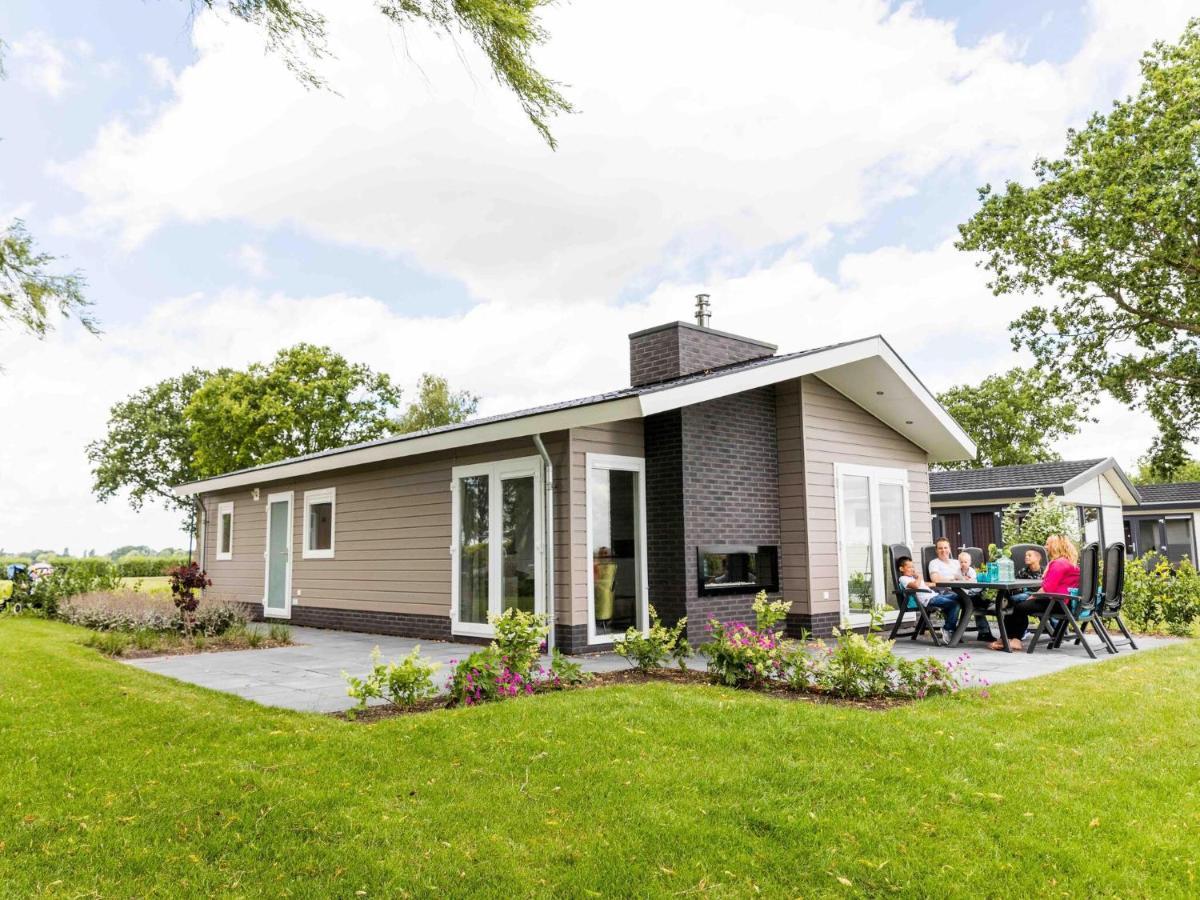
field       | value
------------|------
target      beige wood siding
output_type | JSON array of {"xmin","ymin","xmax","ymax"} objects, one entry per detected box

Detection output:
[
  {"xmin": 567, "ymin": 420, "xmax": 645, "ymax": 619},
  {"xmin": 799, "ymin": 375, "xmax": 932, "ymax": 616},
  {"xmin": 200, "ymin": 433, "xmax": 571, "ymax": 620}
]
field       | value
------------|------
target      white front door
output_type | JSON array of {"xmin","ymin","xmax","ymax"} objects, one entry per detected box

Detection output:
[{"xmin": 263, "ymin": 491, "xmax": 293, "ymax": 617}]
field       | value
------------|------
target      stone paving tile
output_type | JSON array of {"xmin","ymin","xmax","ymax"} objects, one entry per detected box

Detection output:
[{"xmin": 123, "ymin": 625, "xmax": 1177, "ymax": 712}]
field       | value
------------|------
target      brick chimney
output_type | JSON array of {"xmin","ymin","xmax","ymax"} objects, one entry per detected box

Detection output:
[{"xmin": 629, "ymin": 295, "xmax": 777, "ymax": 387}]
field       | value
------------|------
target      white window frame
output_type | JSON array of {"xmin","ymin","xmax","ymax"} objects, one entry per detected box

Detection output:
[
  {"xmin": 585, "ymin": 453, "xmax": 649, "ymax": 646},
  {"xmin": 262, "ymin": 490, "xmax": 294, "ymax": 618},
  {"xmin": 216, "ymin": 501, "xmax": 234, "ymax": 561},
  {"xmin": 833, "ymin": 463, "xmax": 912, "ymax": 621},
  {"xmin": 302, "ymin": 487, "xmax": 336, "ymax": 559},
  {"xmin": 450, "ymin": 456, "xmax": 545, "ymax": 638}
]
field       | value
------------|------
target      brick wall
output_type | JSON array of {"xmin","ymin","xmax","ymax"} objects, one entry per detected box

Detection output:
[
  {"xmin": 630, "ymin": 322, "xmax": 776, "ymax": 386},
  {"xmin": 644, "ymin": 386, "xmax": 782, "ymax": 642}
]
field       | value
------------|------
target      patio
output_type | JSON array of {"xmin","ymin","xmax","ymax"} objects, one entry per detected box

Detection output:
[{"xmin": 123, "ymin": 624, "xmax": 1177, "ymax": 713}]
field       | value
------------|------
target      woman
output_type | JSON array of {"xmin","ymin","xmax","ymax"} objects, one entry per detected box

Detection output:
[{"xmin": 991, "ymin": 534, "xmax": 1080, "ymax": 651}]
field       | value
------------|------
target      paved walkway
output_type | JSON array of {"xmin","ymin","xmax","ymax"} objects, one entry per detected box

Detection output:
[{"xmin": 123, "ymin": 624, "xmax": 1176, "ymax": 713}]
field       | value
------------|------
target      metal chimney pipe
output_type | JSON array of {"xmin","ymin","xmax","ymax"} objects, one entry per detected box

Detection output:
[{"xmin": 694, "ymin": 293, "xmax": 711, "ymax": 328}]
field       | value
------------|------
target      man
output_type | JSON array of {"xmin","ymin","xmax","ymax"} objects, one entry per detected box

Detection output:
[{"xmin": 927, "ymin": 537, "xmax": 995, "ymax": 643}]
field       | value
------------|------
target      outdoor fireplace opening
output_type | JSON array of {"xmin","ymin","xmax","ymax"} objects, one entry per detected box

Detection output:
[{"xmin": 697, "ymin": 545, "xmax": 779, "ymax": 595}]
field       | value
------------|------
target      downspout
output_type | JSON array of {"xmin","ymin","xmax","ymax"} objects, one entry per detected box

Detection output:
[
  {"xmin": 532, "ymin": 434, "xmax": 556, "ymax": 652},
  {"xmin": 195, "ymin": 496, "xmax": 208, "ymax": 571}
]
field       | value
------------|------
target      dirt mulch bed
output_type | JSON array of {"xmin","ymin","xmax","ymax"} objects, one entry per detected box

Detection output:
[{"xmin": 329, "ymin": 667, "xmax": 910, "ymax": 722}]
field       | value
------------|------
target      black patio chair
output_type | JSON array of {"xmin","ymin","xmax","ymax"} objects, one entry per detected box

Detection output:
[
  {"xmin": 920, "ymin": 544, "xmax": 938, "ymax": 581},
  {"xmin": 886, "ymin": 543, "xmax": 945, "ymax": 646},
  {"xmin": 1010, "ymin": 543, "xmax": 1047, "ymax": 576},
  {"xmin": 964, "ymin": 546, "xmax": 986, "ymax": 569},
  {"xmin": 1094, "ymin": 542, "xmax": 1138, "ymax": 651},
  {"xmin": 1025, "ymin": 542, "xmax": 1109, "ymax": 658}
]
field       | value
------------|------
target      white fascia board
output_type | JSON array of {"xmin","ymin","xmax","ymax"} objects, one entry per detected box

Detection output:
[
  {"xmin": 1063, "ymin": 458, "xmax": 1141, "ymax": 506},
  {"xmin": 174, "ymin": 396, "xmax": 642, "ymax": 497}
]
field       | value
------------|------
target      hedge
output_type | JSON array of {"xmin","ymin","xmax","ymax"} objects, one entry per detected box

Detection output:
[{"xmin": 0, "ymin": 556, "xmax": 189, "ymax": 579}]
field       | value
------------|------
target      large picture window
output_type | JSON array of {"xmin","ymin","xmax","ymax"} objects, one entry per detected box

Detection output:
[
  {"xmin": 451, "ymin": 457, "xmax": 543, "ymax": 636},
  {"xmin": 586, "ymin": 454, "xmax": 648, "ymax": 644},
  {"xmin": 834, "ymin": 464, "xmax": 911, "ymax": 618},
  {"xmin": 216, "ymin": 501, "xmax": 234, "ymax": 561},
  {"xmin": 302, "ymin": 488, "xmax": 336, "ymax": 559}
]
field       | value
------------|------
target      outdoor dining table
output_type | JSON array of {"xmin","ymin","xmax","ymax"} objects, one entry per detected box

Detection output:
[{"xmin": 939, "ymin": 579, "xmax": 1043, "ymax": 652}]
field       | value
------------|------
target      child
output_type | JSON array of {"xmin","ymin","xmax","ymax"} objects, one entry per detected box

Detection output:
[
  {"xmin": 1017, "ymin": 548, "xmax": 1043, "ymax": 580},
  {"xmin": 958, "ymin": 551, "xmax": 977, "ymax": 581},
  {"xmin": 897, "ymin": 555, "xmax": 961, "ymax": 643}
]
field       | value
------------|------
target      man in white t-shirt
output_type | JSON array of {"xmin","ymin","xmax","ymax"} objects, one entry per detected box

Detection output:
[{"xmin": 927, "ymin": 537, "xmax": 995, "ymax": 642}]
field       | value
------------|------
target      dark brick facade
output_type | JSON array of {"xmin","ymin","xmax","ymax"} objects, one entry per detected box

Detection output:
[
  {"xmin": 238, "ymin": 602, "xmax": 457, "ymax": 642},
  {"xmin": 645, "ymin": 386, "xmax": 782, "ymax": 642},
  {"xmin": 554, "ymin": 622, "xmax": 592, "ymax": 655},
  {"xmin": 787, "ymin": 610, "xmax": 840, "ymax": 638},
  {"xmin": 630, "ymin": 321, "xmax": 776, "ymax": 387}
]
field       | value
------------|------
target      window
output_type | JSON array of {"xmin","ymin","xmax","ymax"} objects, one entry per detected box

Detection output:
[
  {"xmin": 216, "ymin": 501, "xmax": 234, "ymax": 560},
  {"xmin": 302, "ymin": 488, "xmax": 335, "ymax": 559},
  {"xmin": 1079, "ymin": 505, "xmax": 1105, "ymax": 548},
  {"xmin": 835, "ymin": 464, "xmax": 911, "ymax": 617},
  {"xmin": 697, "ymin": 545, "xmax": 778, "ymax": 595},
  {"xmin": 451, "ymin": 457, "xmax": 543, "ymax": 636},
  {"xmin": 587, "ymin": 454, "xmax": 647, "ymax": 644}
]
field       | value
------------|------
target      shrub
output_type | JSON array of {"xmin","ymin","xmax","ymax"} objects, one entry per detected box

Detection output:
[
  {"xmin": 752, "ymin": 590, "xmax": 792, "ymax": 632},
  {"xmin": 1124, "ymin": 554, "xmax": 1200, "ymax": 636},
  {"xmin": 489, "ymin": 607, "xmax": 549, "ymax": 678},
  {"xmin": 548, "ymin": 647, "xmax": 589, "ymax": 686},
  {"xmin": 58, "ymin": 591, "xmax": 246, "ymax": 636},
  {"xmin": 702, "ymin": 618, "xmax": 791, "ymax": 688},
  {"xmin": 614, "ymin": 605, "xmax": 691, "ymax": 671},
  {"xmin": 345, "ymin": 646, "xmax": 441, "ymax": 714},
  {"xmin": 116, "ymin": 555, "xmax": 188, "ymax": 578},
  {"xmin": 29, "ymin": 564, "xmax": 122, "ymax": 615},
  {"xmin": 268, "ymin": 623, "xmax": 293, "ymax": 644},
  {"xmin": 83, "ymin": 631, "xmax": 133, "ymax": 657},
  {"xmin": 448, "ymin": 646, "xmax": 511, "ymax": 706},
  {"xmin": 168, "ymin": 562, "xmax": 212, "ymax": 633},
  {"xmin": 1000, "ymin": 492, "xmax": 1081, "ymax": 553}
]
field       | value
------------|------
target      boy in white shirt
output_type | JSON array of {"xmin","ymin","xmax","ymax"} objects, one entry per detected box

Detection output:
[
  {"xmin": 897, "ymin": 555, "xmax": 961, "ymax": 641},
  {"xmin": 958, "ymin": 551, "xmax": 976, "ymax": 580}
]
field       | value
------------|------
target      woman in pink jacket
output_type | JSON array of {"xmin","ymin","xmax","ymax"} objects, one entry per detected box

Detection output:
[{"xmin": 992, "ymin": 534, "xmax": 1080, "ymax": 651}]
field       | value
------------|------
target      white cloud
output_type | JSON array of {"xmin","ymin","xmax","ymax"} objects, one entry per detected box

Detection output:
[
  {"xmin": 8, "ymin": 32, "xmax": 83, "ymax": 99},
  {"xmin": 234, "ymin": 242, "xmax": 269, "ymax": 277},
  {"xmin": 142, "ymin": 53, "xmax": 176, "ymax": 89},
  {"xmin": 51, "ymin": 0, "xmax": 1197, "ymax": 303}
]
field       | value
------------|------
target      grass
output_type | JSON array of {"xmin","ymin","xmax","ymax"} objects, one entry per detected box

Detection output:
[
  {"xmin": 1, "ymin": 576, "xmax": 170, "ymax": 602},
  {"xmin": 1, "ymin": 619, "xmax": 1198, "ymax": 897}
]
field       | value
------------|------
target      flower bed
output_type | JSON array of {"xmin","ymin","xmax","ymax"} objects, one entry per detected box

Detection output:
[{"xmin": 59, "ymin": 590, "xmax": 247, "ymax": 636}]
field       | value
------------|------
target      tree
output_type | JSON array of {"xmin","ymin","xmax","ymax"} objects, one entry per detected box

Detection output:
[
  {"xmin": 957, "ymin": 19, "xmax": 1200, "ymax": 477},
  {"xmin": 1132, "ymin": 452, "xmax": 1200, "ymax": 485},
  {"xmin": 999, "ymin": 493, "xmax": 1082, "ymax": 554},
  {"xmin": 934, "ymin": 368, "xmax": 1093, "ymax": 471},
  {"xmin": 88, "ymin": 370, "xmax": 213, "ymax": 523},
  {"xmin": 198, "ymin": 0, "xmax": 572, "ymax": 148},
  {"xmin": 395, "ymin": 372, "xmax": 479, "ymax": 432},
  {"xmin": 185, "ymin": 343, "xmax": 402, "ymax": 475}
]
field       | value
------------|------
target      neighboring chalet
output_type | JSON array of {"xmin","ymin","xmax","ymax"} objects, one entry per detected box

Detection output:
[{"xmin": 175, "ymin": 299, "xmax": 977, "ymax": 650}]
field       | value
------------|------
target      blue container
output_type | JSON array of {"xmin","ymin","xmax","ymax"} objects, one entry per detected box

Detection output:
[{"xmin": 987, "ymin": 562, "xmax": 1000, "ymax": 582}]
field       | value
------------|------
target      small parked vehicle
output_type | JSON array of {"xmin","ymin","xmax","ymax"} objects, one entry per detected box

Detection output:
[{"xmin": 2, "ymin": 564, "xmax": 33, "ymax": 614}]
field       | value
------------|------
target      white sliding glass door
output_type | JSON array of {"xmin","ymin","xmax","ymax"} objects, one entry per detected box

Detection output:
[
  {"xmin": 586, "ymin": 454, "xmax": 648, "ymax": 645},
  {"xmin": 451, "ymin": 457, "xmax": 544, "ymax": 636},
  {"xmin": 834, "ymin": 464, "xmax": 911, "ymax": 619}
]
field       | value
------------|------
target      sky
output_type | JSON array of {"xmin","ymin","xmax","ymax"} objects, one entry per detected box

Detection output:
[{"xmin": 0, "ymin": 0, "xmax": 1194, "ymax": 554}]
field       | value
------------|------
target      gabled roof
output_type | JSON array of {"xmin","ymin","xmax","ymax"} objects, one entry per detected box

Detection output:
[
  {"xmin": 175, "ymin": 334, "xmax": 977, "ymax": 496},
  {"xmin": 1132, "ymin": 482, "xmax": 1200, "ymax": 508},
  {"xmin": 930, "ymin": 458, "xmax": 1141, "ymax": 505}
]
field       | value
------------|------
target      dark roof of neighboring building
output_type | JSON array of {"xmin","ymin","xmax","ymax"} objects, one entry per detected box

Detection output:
[
  {"xmin": 929, "ymin": 459, "xmax": 1107, "ymax": 494},
  {"xmin": 1133, "ymin": 482, "xmax": 1200, "ymax": 506}
]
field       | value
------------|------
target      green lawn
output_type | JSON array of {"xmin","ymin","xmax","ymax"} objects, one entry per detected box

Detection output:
[{"xmin": 2, "ymin": 619, "xmax": 1198, "ymax": 897}]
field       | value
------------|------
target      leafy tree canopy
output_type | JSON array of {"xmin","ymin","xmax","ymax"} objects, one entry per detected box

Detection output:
[
  {"xmin": 88, "ymin": 344, "xmax": 477, "ymax": 526},
  {"xmin": 957, "ymin": 19, "xmax": 1200, "ymax": 477},
  {"xmin": 186, "ymin": 343, "xmax": 402, "ymax": 476},
  {"xmin": 201, "ymin": 0, "xmax": 573, "ymax": 147},
  {"xmin": 935, "ymin": 367, "xmax": 1093, "ymax": 471},
  {"xmin": 0, "ymin": 218, "xmax": 93, "ymax": 343},
  {"xmin": 396, "ymin": 372, "xmax": 479, "ymax": 433},
  {"xmin": 1000, "ymin": 493, "xmax": 1082, "ymax": 554},
  {"xmin": 1132, "ymin": 450, "xmax": 1200, "ymax": 485}
]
